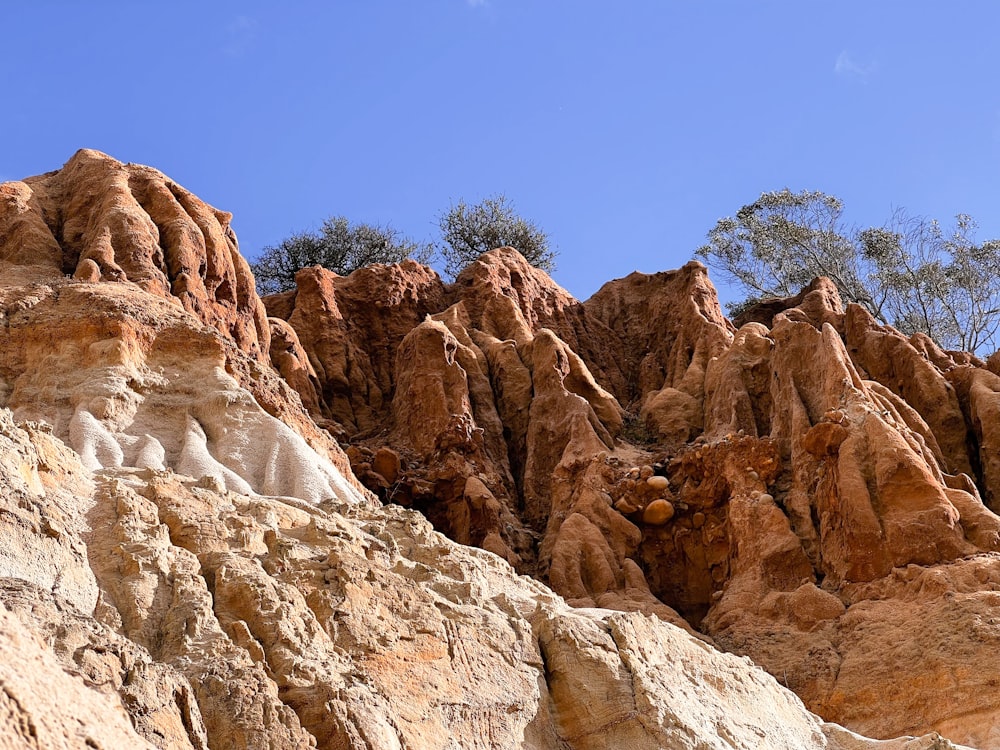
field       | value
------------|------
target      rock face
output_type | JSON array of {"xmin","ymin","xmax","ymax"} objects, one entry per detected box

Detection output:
[
  {"xmin": 0, "ymin": 407, "xmax": 963, "ymax": 750},
  {"xmin": 1, "ymin": 148, "xmax": 269, "ymax": 359},
  {"xmin": 0, "ymin": 151, "xmax": 362, "ymax": 504},
  {"xmin": 269, "ymin": 249, "xmax": 1000, "ymax": 746},
  {"xmin": 269, "ymin": 252, "xmax": 674, "ymax": 625},
  {"xmin": 0, "ymin": 150, "xmax": 988, "ymax": 749}
]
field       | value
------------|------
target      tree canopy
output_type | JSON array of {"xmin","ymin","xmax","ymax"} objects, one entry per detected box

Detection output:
[
  {"xmin": 697, "ymin": 189, "xmax": 1000, "ymax": 353},
  {"xmin": 437, "ymin": 194, "xmax": 556, "ymax": 279},
  {"xmin": 251, "ymin": 195, "xmax": 555, "ymax": 295},
  {"xmin": 251, "ymin": 217, "xmax": 432, "ymax": 295}
]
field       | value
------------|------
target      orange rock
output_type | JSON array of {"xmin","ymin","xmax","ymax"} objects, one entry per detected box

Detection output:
[
  {"xmin": 801, "ymin": 421, "xmax": 848, "ymax": 457},
  {"xmin": 72, "ymin": 257, "xmax": 102, "ymax": 282},
  {"xmin": 585, "ymin": 261, "xmax": 733, "ymax": 410},
  {"xmin": 267, "ymin": 317, "xmax": 326, "ymax": 415},
  {"xmin": 373, "ymin": 447, "xmax": 402, "ymax": 485},
  {"xmin": 646, "ymin": 474, "xmax": 669, "ymax": 491},
  {"xmin": 643, "ymin": 499, "xmax": 675, "ymax": 525},
  {"xmin": 2, "ymin": 155, "xmax": 978, "ymax": 749},
  {"xmin": 1, "ymin": 149, "xmax": 270, "ymax": 361},
  {"xmin": 615, "ymin": 498, "xmax": 639, "ymax": 514}
]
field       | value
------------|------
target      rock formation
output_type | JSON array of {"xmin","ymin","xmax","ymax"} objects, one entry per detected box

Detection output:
[
  {"xmin": 267, "ymin": 237, "xmax": 1000, "ymax": 746},
  {"xmin": 0, "ymin": 410, "xmax": 959, "ymax": 750},
  {"xmin": 0, "ymin": 150, "xmax": 989, "ymax": 748}
]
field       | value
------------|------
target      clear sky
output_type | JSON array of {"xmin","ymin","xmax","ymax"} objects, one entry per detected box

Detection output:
[{"xmin": 4, "ymin": 2, "xmax": 1000, "ymax": 306}]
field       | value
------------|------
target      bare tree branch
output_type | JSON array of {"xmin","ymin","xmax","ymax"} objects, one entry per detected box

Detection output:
[{"xmin": 697, "ymin": 190, "xmax": 1000, "ymax": 354}]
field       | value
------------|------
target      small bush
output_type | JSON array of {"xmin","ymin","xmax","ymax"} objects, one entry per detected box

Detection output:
[
  {"xmin": 251, "ymin": 216, "xmax": 432, "ymax": 295},
  {"xmin": 437, "ymin": 194, "xmax": 555, "ymax": 279}
]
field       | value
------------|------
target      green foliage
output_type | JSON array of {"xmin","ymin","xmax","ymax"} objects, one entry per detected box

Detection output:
[
  {"xmin": 437, "ymin": 194, "xmax": 556, "ymax": 279},
  {"xmin": 251, "ymin": 217, "xmax": 432, "ymax": 295},
  {"xmin": 697, "ymin": 190, "xmax": 1000, "ymax": 353},
  {"xmin": 252, "ymin": 195, "xmax": 556, "ymax": 295}
]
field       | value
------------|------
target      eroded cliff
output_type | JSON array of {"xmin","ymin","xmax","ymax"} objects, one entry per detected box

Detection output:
[
  {"xmin": 267, "ymin": 224, "xmax": 1000, "ymax": 747},
  {"xmin": 0, "ymin": 150, "xmax": 984, "ymax": 749}
]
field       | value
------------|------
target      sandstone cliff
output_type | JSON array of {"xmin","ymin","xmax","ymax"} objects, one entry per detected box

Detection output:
[
  {"xmin": 266, "ymin": 236, "xmax": 1000, "ymax": 747},
  {"xmin": 0, "ymin": 150, "xmax": 984, "ymax": 749}
]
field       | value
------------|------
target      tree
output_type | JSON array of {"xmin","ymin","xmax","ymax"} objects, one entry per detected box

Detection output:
[
  {"xmin": 860, "ymin": 212, "xmax": 1000, "ymax": 352},
  {"xmin": 437, "ymin": 194, "xmax": 556, "ymax": 279},
  {"xmin": 696, "ymin": 189, "xmax": 1000, "ymax": 353},
  {"xmin": 251, "ymin": 217, "xmax": 432, "ymax": 295}
]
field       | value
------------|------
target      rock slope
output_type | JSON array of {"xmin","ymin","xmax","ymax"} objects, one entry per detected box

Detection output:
[
  {"xmin": 0, "ymin": 150, "xmax": 983, "ymax": 749},
  {"xmin": 0, "ymin": 401, "xmax": 961, "ymax": 750},
  {"xmin": 269, "ymin": 243, "xmax": 1000, "ymax": 746}
]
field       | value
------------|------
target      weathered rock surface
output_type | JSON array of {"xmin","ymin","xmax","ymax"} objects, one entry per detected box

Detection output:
[
  {"xmin": 0, "ymin": 151, "xmax": 364, "ymax": 503},
  {"xmin": 0, "ymin": 152, "xmax": 991, "ymax": 748},
  {"xmin": 270, "ymin": 252, "xmax": 692, "ymax": 630},
  {"xmin": 267, "ymin": 243, "xmax": 1000, "ymax": 746},
  {"xmin": 0, "ymin": 602, "xmax": 161, "ymax": 750},
  {"xmin": 0, "ymin": 406, "xmax": 965, "ymax": 750},
  {"xmin": 0, "ymin": 276, "xmax": 360, "ymax": 505},
  {"xmin": 0, "ymin": 148, "xmax": 269, "ymax": 359}
]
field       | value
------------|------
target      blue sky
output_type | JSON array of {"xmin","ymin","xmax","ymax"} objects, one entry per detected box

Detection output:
[{"xmin": 4, "ymin": 2, "xmax": 1000, "ymax": 305}]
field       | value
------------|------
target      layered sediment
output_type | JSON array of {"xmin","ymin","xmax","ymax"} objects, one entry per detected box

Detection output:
[{"xmin": 0, "ymin": 150, "xmax": 988, "ymax": 749}]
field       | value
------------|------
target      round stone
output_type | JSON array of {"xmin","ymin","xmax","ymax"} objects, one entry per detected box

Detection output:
[
  {"xmin": 643, "ymin": 499, "xmax": 675, "ymax": 525},
  {"xmin": 646, "ymin": 475, "xmax": 669, "ymax": 491}
]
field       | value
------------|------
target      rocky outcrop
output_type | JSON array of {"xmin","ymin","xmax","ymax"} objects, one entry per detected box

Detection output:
[
  {"xmin": 0, "ymin": 407, "xmax": 965, "ymax": 750},
  {"xmin": 265, "ymin": 261, "xmax": 447, "ymax": 435},
  {"xmin": 0, "ymin": 151, "xmax": 365, "ymax": 504},
  {"xmin": 0, "ymin": 601, "xmax": 163, "ymax": 749},
  {"xmin": 584, "ymin": 260, "xmax": 734, "ymax": 407},
  {"xmin": 0, "ymin": 152, "xmax": 993, "ymax": 748},
  {"xmin": 0, "ymin": 148, "xmax": 269, "ymax": 360},
  {"xmin": 269, "ymin": 250, "xmax": 666, "ymax": 620},
  {"xmin": 0, "ymin": 278, "xmax": 361, "ymax": 505},
  {"xmin": 268, "ymin": 245, "xmax": 1000, "ymax": 747},
  {"xmin": 679, "ymin": 286, "xmax": 1000, "ymax": 746}
]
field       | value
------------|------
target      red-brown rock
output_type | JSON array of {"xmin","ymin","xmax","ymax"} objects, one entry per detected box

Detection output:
[{"xmin": 1, "ymin": 149, "xmax": 270, "ymax": 360}]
